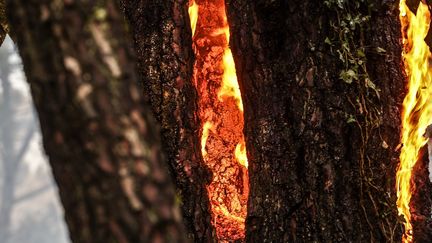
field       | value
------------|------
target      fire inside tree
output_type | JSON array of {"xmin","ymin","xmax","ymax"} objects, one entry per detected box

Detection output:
[
  {"xmin": 188, "ymin": 0, "xmax": 248, "ymax": 241},
  {"xmin": 10, "ymin": 0, "xmax": 417, "ymax": 242}
]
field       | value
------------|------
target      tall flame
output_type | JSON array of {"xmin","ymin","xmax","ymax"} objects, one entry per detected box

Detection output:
[
  {"xmin": 188, "ymin": 0, "xmax": 248, "ymax": 241},
  {"xmin": 398, "ymin": 1, "xmax": 432, "ymax": 242}
]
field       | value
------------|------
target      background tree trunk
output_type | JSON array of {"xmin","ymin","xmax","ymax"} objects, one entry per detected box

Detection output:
[
  {"xmin": 121, "ymin": 1, "xmax": 215, "ymax": 241},
  {"xmin": 226, "ymin": 0, "xmax": 405, "ymax": 242},
  {"xmin": 7, "ymin": 0, "xmax": 185, "ymax": 242}
]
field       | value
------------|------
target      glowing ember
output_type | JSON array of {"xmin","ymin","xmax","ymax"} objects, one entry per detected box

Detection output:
[
  {"xmin": 398, "ymin": 1, "xmax": 432, "ymax": 242},
  {"xmin": 188, "ymin": 0, "xmax": 249, "ymax": 241}
]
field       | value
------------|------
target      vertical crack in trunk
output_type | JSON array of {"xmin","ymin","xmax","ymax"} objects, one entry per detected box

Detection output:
[
  {"xmin": 398, "ymin": 1, "xmax": 432, "ymax": 242},
  {"xmin": 188, "ymin": 0, "xmax": 248, "ymax": 241}
]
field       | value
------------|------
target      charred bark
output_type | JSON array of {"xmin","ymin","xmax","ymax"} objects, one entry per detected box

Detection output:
[
  {"xmin": 7, "ymin": 0, "xmax": 185, "ymax": 242},
  {"xmin": 411, "ymin": 139, "xmax": 432, "ymax": 241},
  {"xmin": 226, "ymin": 0, "xmax": 404, "ymax": 242},
  {"xmin": 121, "ymin": 1, "xmax": 215, "ymax": 241}
]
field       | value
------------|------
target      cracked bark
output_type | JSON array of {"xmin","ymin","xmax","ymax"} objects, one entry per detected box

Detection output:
[
  {"xmin": 121, "ymin": 1, "xmax": 215, "ymax": 241},
  {"xmin": 7, "ymin": 0, "xmax": 186, "ymax": 242},
  {"xmin": 226, "ymin": 0, "xmax": 405, "ymax": 242}
]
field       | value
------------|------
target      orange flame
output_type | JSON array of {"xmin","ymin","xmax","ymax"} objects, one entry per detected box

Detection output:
[
  {"xmin": 188, "ymin": 0, "xmax": 248, "ymax": 241},
  {"xmin": 218, "ymin": 23, "xmax": 244, "ymax": 111},
  {"xmin": 219, "ymin": 47, "xmax": 244, "ymax": 111},
  {"xmin": 398, "ymin": 1, "xmax": 432, "ymax": 242}
]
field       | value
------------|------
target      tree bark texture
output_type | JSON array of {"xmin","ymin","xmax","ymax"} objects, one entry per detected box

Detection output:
[
  {"xmin": 121, "ymin": 1, "xmax": 215, "ymax": 241},
  {"xmin": 226, "ymin": 0, "xmax": 405, "ymax": 242},
  {"xmin": 7, "ymin": 0, "xmax": 186, "ymax": 242},
  {"xmin": 411, "ymin": 145, "xmax": 432, "ymax": 241}
]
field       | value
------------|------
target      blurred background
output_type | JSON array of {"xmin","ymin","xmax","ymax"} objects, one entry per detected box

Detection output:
[{"xmin": 0, "ymin": 36, "xmax": 70, "ymax": 243}]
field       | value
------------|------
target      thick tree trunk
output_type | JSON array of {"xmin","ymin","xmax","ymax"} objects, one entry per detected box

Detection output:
[
  {"xmin": 226, "ymin": 0, "xmax": 405, "ymax": 242},
  {"xmin": 7, "ymin": 0, "xmax": 185, "ymax": 242},
  {"xmin": 121, "ymin": 1, "xmax": 215, "ymax": 241}
]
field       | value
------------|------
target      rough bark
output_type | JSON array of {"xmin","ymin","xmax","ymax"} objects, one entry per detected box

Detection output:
[
  {"xmin": 411, "ymin": 144, "xmax": 432, "ymax": 241},
  {"xmin": 121, "ymin": 1, "xmax": 215, "ymax": 241},
  {"xmin": 7, "ymin": 0, "xmax": 186, "ymax": 242},
  {"xmin": 226, "ymin": 0, "xmax": 404, "ymax": 242}
]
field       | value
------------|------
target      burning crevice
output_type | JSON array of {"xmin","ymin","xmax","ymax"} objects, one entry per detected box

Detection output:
[{"xmin": 188, "ymin": 0, "xmax": 249, "ymax": 241}]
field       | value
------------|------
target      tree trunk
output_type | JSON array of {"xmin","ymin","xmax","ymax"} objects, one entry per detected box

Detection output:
[
  {"xmin": 7, "ymin": 0, "xmax": 185, "ymax": 242},
  {"xmin": 121, "ymin": 1, "xmax": 215, "ymax": 241},
  {"xmin": 226, "ymin": 0, "xmax": 405, "ymax": 242}
]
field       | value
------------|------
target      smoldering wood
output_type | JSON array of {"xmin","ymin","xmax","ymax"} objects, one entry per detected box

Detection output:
[
  {"xmin": 120, "ymin": 0, "xmax": 215, "ymax": 241},
  {"xmin": 187, "ymin": 0, "xmax": 249, "ymax": 240},
  {"xmin": 7, "ymin": 0, "xmax": 186, "ymax": 242},
  {"xmin": 226, "ymin": 0, "xmax": 405, "ymax": 241}
]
